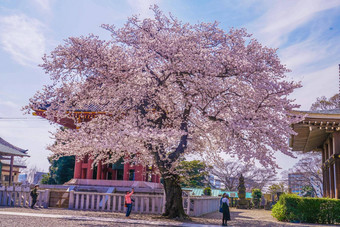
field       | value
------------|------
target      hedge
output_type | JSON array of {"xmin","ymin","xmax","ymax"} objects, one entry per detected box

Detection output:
[{"xmin": 272, "ymin": 194, "xmax": 340, "ymax": 224}]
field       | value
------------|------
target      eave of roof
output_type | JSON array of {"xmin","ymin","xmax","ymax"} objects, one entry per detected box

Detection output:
[
  {"xmin": 0, "ymin": 137, "xmax": 27, "ymax": 153},
  {"xmin": 292, "ymin": 109, "xmax": 340, "ymax": 119},
  {"xmin": 0, "ymin": 143, "xmax": 29, "ymax": 157},
  {"xmin": 290, "ymin": 109, "xmax": 340, "ymax": 153}
]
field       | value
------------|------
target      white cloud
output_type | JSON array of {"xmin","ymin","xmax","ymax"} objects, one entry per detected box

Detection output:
[
  {"xmin": 32, "ymin": 0, "xmax": 54, "ymax": 14},
  {"xmin": 243, "ymin": 0, "xmax": 340, "ymax": 111},
  {"xmin": 0, "ymin": 14, "xmax": 46, "ymax": 67},
  {"xmin": 249, "ymin": 0, "xmax": 340, "ymax": 47},
  {"xmin": 280, "ymin": 35, "xmax": 340, "ymax": 75},
  {"xmin": 290, "ymin": 65, "xmax": 339, "ymax": 110}
]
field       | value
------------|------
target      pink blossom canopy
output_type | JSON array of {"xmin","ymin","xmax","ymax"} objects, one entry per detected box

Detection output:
[{"xmin": 26, "ymin": 6, "xmax": 302, "ymax": 172}]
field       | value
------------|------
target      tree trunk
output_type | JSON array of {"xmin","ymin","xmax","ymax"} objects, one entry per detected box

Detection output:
[{"xmin": 162, "ymin": 174, "xmax": 188, "ymax": 219}]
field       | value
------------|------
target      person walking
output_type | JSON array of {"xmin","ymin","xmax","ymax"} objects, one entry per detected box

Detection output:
[
  {"xmin": 30, "ymin": 184, "xmax": 39, "ymax": 209},
  {"xmin": 221, "ymin": 193, "xmax": 231, "ymax": 226},
  {"xmin": 125, "ymin": 188, "xmax": 134, "ymax": 217},
  {"xmin": 219, "ymin": 193, "xmax": 226, "ymax": 213}
]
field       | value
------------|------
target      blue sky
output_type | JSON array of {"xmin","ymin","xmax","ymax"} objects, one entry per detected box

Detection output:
[{"xmin": 0, "ymin": 0, "xmax": 340, "ymax": 173}]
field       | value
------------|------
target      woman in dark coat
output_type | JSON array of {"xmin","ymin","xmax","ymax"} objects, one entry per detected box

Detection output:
[{"xmin": 221, "ymin": 193, "xmax": 231, "ymax": 226}]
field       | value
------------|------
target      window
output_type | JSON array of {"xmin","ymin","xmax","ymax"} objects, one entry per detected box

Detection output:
[{"xmin": 129, "ymin": 170, "xmax": 135, "ymax": 181}]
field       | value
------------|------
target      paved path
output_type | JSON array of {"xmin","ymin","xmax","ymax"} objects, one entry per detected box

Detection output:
[
  {"xmin": 0, "ymin": 207, "xmax": 335, "ymax": 227},
  {"xmin": 0, "ymin": 210, "xmax": 219, "ymax": 227}
]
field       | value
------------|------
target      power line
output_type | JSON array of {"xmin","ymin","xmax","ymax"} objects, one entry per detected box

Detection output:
[{"xmin": 0, "ymin": 117, "xmax": 47, "ymax": 121}]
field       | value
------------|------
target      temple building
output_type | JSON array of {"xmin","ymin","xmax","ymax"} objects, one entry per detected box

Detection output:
[
  {"xmin": 290, "ymin": 109, "xmax": 340, "ymax": 199},
  {"xmin": 33, "ymin": 108, "xmax": 161, "ymax": 185},
  {"xmin": 0, "ymin": 137, "xmax": 28, "ymax": 185}
]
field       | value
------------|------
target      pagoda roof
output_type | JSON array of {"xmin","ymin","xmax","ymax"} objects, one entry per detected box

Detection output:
[
  {"xmin": 0, "ymin": 137, "xmax": 29, "ymax": 157},
  {"xmin": 290, "ymin": 109, "xmax": 340, "ymax": 153}
]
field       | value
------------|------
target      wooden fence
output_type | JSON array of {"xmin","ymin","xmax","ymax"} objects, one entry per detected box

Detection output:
[
  {"xmin": 0, "ymin": 186, "xmax": 49, "ymax": 208},
  {"xmin": 49, "ymin": 190, "xmax": 69, "ymax": 208}
]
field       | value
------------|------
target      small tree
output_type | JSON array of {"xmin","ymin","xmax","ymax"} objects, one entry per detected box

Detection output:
[
  {"xmin": 310, "ymin": 94, "xmax": 338, "ymax": 111},
  {"xmin": 301, "ymin": 185, "xmax": 315, "ymax": 197},
  {"xmin": 268, "ymin": 183, "xmax": 285, "ymax": 195},
  {"xmin": 251, "ymin": 188, "xmax": 262, "ymax": 208},
  {"xmin": 268, "ymin": 182, "xmax": 286, "ymax": 201},
  {"xmin": 203, "ymin": 187, "xmax": 212, "ymax": 196},
  {"xmin": 177, "ymin": 160, "xmax": 210, "ymax": 188},
  {"xmin": 42, "ymin": 156, "xmax": 75, "ymax": 185}
]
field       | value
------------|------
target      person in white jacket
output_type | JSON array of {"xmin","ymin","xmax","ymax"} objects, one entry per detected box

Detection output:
[{"xmin": 221, "ymin": 193, "xmax": 231, "ymax": 226}]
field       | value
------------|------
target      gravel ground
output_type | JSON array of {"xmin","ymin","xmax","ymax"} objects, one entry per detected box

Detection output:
[{"xmin": 0, "ymin": 206, "xmax": 336, "ymax": 227}]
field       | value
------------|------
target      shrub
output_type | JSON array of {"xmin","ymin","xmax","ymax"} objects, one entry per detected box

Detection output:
[
  {"xmin": 272, "ymin": 194, "xmax": 340, "ymax": 224},
  {"xmin": 203, "ymin": 187, "xmax": 211, "ymax": 196},
  {"xmin": 251, "ymin": 188, "xmax": 262, "ymax": 208}
]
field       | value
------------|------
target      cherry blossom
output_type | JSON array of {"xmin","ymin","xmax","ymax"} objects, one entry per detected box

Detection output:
[{"xmin": 25, "ymin": 5, "xmax": 302, "ymax": 218}]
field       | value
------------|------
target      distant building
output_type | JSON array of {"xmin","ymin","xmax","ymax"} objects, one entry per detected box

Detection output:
[
  {"xmin": 209, "ymin": 175, "xmax": 224, "ymax": 189},
  {"xmin": 18, "ymin": 173, "xmax": 27, "ymax": 183},
  {"xmin": 0, "ymin": 137, "xmax": 28, "ymax": 185},
  {"xmin": 288, "ymin": 173, "xmax": 304, "ymax": 194},
  {"xmin": 33, "ymin": 172, "xmax": 48, "ymax": 184}
]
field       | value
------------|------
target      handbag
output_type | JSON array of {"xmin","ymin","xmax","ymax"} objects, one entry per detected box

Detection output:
[{"xmin": 219, "ymin": 204, "xmax": 223, "ymax": 213}]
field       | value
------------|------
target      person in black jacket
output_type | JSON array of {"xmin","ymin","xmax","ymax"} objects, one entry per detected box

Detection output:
[
  {"xmin": 30, "ymin": 185, "xmax": 39, "ymax": 209},
  {"xmin": 221, "ymin": 193, "xmax": 231, "ymax": 226}
]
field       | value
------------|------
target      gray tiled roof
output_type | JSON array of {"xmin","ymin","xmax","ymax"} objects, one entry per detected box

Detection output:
[
  {"xmin": 0, "ymin": 137, "xmax": 27, "ymax": 153},
  {"xmin": 0, "ymin": 137, "xmax": 29, "ymax": 157},
  {"xmin": 301, "ymin": 108, "xmax": 340, "ymax": 115}
]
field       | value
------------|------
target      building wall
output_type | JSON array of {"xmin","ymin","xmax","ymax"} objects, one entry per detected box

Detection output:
[
  {"xmin": 288, "ymin": 173, "xmax": 304, "ymax": 194},
  {"xmin": 0, "ymin": 166, "xmax": 20, "ymax": 183},
  {"xmin": 73, "ymin": 155, "xmax": 160, "ymax": 183},
  {"xmin": 322, "ymin": 133, "xmax": 340, "ymax": 199}
]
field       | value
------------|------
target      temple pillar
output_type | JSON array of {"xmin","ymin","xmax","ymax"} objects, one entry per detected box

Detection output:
[
  {"xmin": 325, "ymin": 142, "xmax": 330, "ymax": 197},
  {"xmin": 123, "ymin": 162, "xmax": 129, "ymax": 181},
  {"xmin": 322, "ymin": 147, "xmax": 327, "ymax": 197},
  {"xmin": 86, "ymin": 159, "xmax": 94, "ymax": 179},
  {"xmin": 134, "ymin": 165, "xmax": 144, "ymax": 181},
  {"xmin": 9, "ymin": 156, "xmax": 13, "ymax": 185},
  {"xmin": 333, "ymin": 132, "xmax": 340, "ymax": 199},
  {"xmin": 81, "ymin": 168, "xmax": 87, "ymax": 179},
  {"xmin": 329, "ymin": 138, "xmax": 335, "ymax": 198},
  {"xmin": 97, "ymin": 161, "xmax": 102, "ymax": 180},
  {"xmin": 155, "ymin": 174, "xmax": 160, "ymax": 183},
  {"xmin": 101, "ymin": 165, "xmax": 106, "ymax": 180},
  {"xmin": 74, "ymin": 159, "xmax": 82, "ymax": 179},
  {"xmin": 335, "ymin": 158, "xmax": 340, "ymax": 199}
]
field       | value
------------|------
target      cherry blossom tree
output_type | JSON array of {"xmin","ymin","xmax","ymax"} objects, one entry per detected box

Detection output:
[
  {"xmin": 310, "ymin": 94, "xmax": 338, "ymax": 111},
  {"xmin": 211, "ymin": 160, "xmax": 276, "ymax": 191},
  {"xmin": 26, "ymin": 6, "xmax": 301, "ymax": 218},
  {"xmin": 283, "ymin": 153, "xmax": 323, "ymax": 197}
]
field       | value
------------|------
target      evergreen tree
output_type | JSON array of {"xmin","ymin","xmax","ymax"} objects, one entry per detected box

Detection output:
[{"xmin": 41, "ymin": 156, "xmax": 75, "ymax": 185}]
